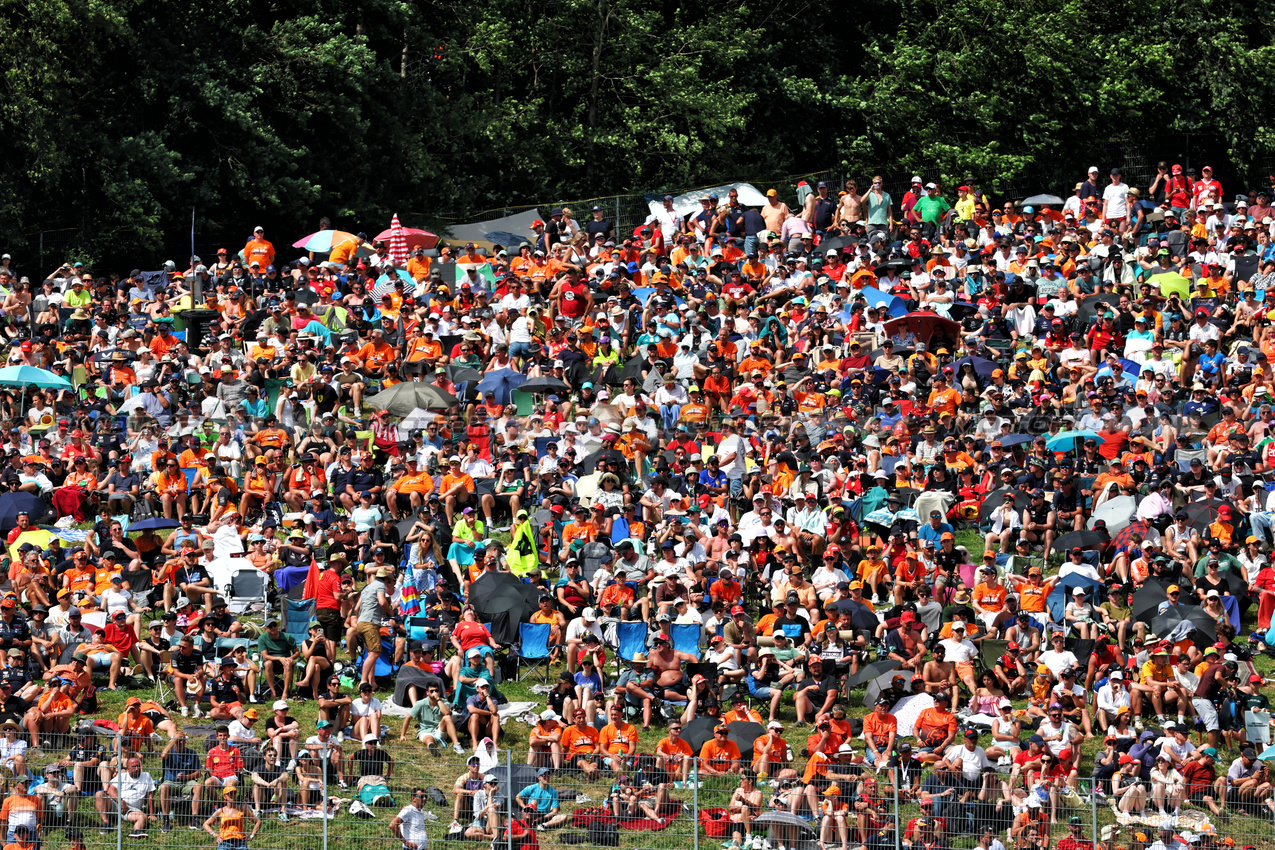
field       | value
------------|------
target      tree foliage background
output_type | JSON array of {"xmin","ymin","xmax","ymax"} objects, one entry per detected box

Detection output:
[{"xmin": 1, "ymin": 0, "xmax": 1272, "ymax": 267}]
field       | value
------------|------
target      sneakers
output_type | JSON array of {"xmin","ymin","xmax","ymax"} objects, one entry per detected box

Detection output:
[
  {"xmin": 180, "ymin": 706, "xmax": 189, "ymax": 718},
  {"xmin": 422, "ymin": 811, "xmax": 439, "ymax": 821},
  {"xmin": 1134, "ymin": 719, "xmax": 1145, "ymax": 731},
  {"xmin": 337, "ymin": 778, "xmax": 349, "ymax": 789},
  {"xmin": 249, "ymin": 694, "xmax": 259, "ymax": 704},
  {"xmin": 162, "ymin": 818, "xmax": 172, "ymax": 834},
  {"xmin": 452, "ymin": 742, "xmax": 465, "ymax": 755},
  {"xmin": 448, "ymin": 821, "xmax": 463, "ymax": 835},
  {"xmin": 336, "ymin": 732, "xmax": 345, "ymax": 744},
  {"xmin": 129, "ymin": 829, "xmax": 147, "ymax": 839},
  {"xmin": 535, "ymin": 824, "xmax": 547, "ymax": 832},
  {"xmin": 279, "ymin": 812, "xmax": 290, "ymax": 823},
  {"xmin": 285, "ymin": 759, "xmax": 297, "ymax": 773},
  {"xmin": 99, "ymin": 825, "xmax": 112, "ymax": 835}
]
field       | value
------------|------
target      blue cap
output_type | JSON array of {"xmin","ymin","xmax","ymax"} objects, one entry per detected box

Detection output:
[
  {"xmin": 266, "ymin": 265, "xmax": 276, "ymax": 273},
  {"xmin": 1023, "ymin": 206, "xmax": 1034, "ymax": 214},
  {"xmin": 626, "ymin": 262, "xmax": 639, "ymax": 273}
]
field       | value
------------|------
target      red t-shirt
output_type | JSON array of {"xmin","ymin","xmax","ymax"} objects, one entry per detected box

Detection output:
[
  {"xmin": 103, "ymin": 623, "xmax": 137, "ymax": 654},
  {"xmin": 206, "ymin": 745, "xmax": 243, "ymax": 779},
  {"xmin": 453, "ymin": 621, "xmax": 492, "ymax": 654},
  {"xmin": 316, "ymin": 569, "xmax": 342, "ymax": 611}
]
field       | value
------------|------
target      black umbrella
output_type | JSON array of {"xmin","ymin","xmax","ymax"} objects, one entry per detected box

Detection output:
[
  {"xmin": 873, "ymin": 259, "xmax": 912, "ymax": 276},
  {"xmin": 519, "ymin": 376, "xmax": 571, "ymax": 395},
  {"xmin": 827, "ymin": 599, "xmax": 879, "ymax": 631},
  {"xmin": 980, "ymin": 488, "xmax": 1028, "ymax": 522},
  {"xmin": 446, "ymin": 364, "xmax": 483, "ymax": 384},
  {"xmin": 294, "ymin": 289, "xmax": 319, "ymax": 306},
  {"xmin": 682, "ymin": 715, "xmax": 719, "ymax": 754},
  {"xmin": 1184, "ymin": 500, "xmax": 1228, "ymax": 534},
  {"xmin": 0, "ymin": 492, "xmax": 48, "ymax": 533},
  {"xmin": 1131, "ymin": 584, "xmax": 1169, "ymax": 625},
  {"xmin": 725, "ymin": 721, "xmax": 765, "ymax": 760},
  {"xmin": 615, "ymin": 355, "xmax": 648, "ymax": 387},
  {"xmin": 485, "ymin": 762, "xmax": 538, "ymax": 808},
  {"xmin": 467, "ymin": 572, "xmax": 540, "ymax": 644},
  {"xmin": 1048, "ymin": 529, "xmax": 1108, "ymax": 559},
  {"xmin": 819, "ymin": 236, "xmax": 857, "ymax": 254},
  {"xmin": 1152, "ymin": 605, "xmax": 1217, "ymax": 647},
  {"xmin": 1077, "ymin": 293, "xmax": 1120, "ymax": 325},
  {"xmin": 578, "ymin": 448, "xmax": 628, "ymax": 474},
  {"xmin": 845, "ymin": 659, "xmax": 901, "ymax": 691},
  {"xmin": 946, "ymin": 303, "xmax": 978, "ymax": 322}
]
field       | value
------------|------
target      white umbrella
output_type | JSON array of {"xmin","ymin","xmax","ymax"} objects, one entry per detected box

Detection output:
[
  {"xmin": 398, "ymin": 408, "xmax": 435, "ymax": 431},
  {"xmin": 1088, "ymin": 494, "xmax": 1138, "ymax": 535}
]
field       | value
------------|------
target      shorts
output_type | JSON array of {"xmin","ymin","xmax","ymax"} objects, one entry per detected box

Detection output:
[
  {"xmin": 1191, "ymin": 698, "xmax": 1219, "ymax": 733},
  {"xmin": 89, "ymin": 652, "xmax": 114, "ymax": 667},
  {"xmin": 316, "ymin": 608, "xmax": 343, "ymax": 641},
  {"xmin": 417, "ymin": 725, "xmax": 441, "ymax": 742},
  {"xmin": 465, "ymin": 645, "xmax": 494, "ymax": 660},
  {"xmin": 218, "ymin": 841, "xmax": 248, "ymax": 850},
  {"xmin": 162, "ymin": 779, "xmax": 198, "ymax": 798},
  {"xmin": 354, "ymin": 621, "xmax": 382, "ymax": 652},
  {"xmin": 206, "ymin": 774, "xmax": 238, "ymax": 787}
]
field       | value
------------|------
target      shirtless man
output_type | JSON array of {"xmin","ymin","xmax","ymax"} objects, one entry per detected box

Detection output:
[
  {"xmin": 622, "ymin": 634, "xmax": 697, "ymax": 729},
  {"xmin": 837, "ymin": 179, "xmax": 866, "ymax": 228}
]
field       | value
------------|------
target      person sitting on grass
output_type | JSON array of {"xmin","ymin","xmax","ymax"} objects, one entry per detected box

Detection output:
[
  {"xmin": 21, "ymin": 677, "xmax": 75, "ymax": 750},
  {"xmin": 699, "ymin": 723, "xmax": 742, "ymax": 776},
  {"xmin": 528, "ymin": 710, "xmax": 564, "ymax": 771},
  {"xmin": 559, "ymin": 707, "xmax": 601, "ymax": 780},
  {"xmin": 447, "ymin": 757, "xmax": 485, "ymax": 837},
  {"xmin": 516, "ymin": 768, "xmax": 570, "ymax": 831},
  {"xmin": 207, "ymin": 658, "xmax": 248, "ymax": 722},
  {"xmin": 94, "ymin": 756, "xmax": 155, "ymax": 839},
  {"xmin": 400, "ymin": 683, "xmax": 465, "ymax": 755},
  {"xmin": 463, "ymin": 775, "xmax": 502, "ymax": 841}
]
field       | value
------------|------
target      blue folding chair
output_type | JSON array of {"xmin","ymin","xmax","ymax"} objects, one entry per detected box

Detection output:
[
  {"xmin": 517, "ymin": 622, "xmax": 552, "ymax": 682},
  {"xmin": 285, "ymin": 598, "xmax": 316, "ymax": 647},
  {"xmin": 615, "ymin": 621, "xmax": 648, "ymax": 662},
  {"xmin": 670, "ymin": 623, "xmax": 700, "ymax": 659}
]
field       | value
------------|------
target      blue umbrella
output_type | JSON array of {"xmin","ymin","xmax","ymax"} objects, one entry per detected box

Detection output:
[
  {"xmin": 476, "ymin": 368, "xmax": 527, "ymax": 405},
  {"xmin": 128, "ymin": 517, "xmax": 182, "ymax": 532},
  {"xmin": 997, "ymin": 434, "xmax": 1037, "ymax": 448},
  {"xmin": 482, "ymin": 231, "xmax": 527, "ymax": 249},
  {"xmin": 1045, "ymin": 430, "xmax": 1101, "ymax": 452},
  {"xmin": 951, "ymin": 356, "xmax": 998, "ymax": 381},
  {"xmin": 0, "ymin": 365, "xmax": 73, "ymax": 414},
  {"xmin": 858, "ymin": 286, "xmax": 908, "ymax": 319},
  {"xmin": 0, "ymin": 492, "xmax": 49, "ymax": 533},
  {"xmin": 630, "ymin": 288, "xmax": 685, "ymax": 308}
]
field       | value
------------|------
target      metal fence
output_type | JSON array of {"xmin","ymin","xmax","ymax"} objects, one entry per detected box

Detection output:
[{"xmin": 42, "ymin": 739, "xmax": 1275, "ymax": 850}]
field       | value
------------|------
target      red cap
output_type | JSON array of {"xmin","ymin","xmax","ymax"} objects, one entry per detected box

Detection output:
[
  {"xmin": 70, "ymin": 429, "xmax": 83, "ymax": 438},
  {"xmin": 698, "ymin": 494, "xmax": 712, "ymax": 510},
  {"xmin": 1218, "ymin": 505, "xmax": 1232, "ymax": 519},
  {"xmin": 1118, "ymin": 754, "xmax": 1135, "ymax": 764},
  {"xmin": 899, "ymin": 611, "xmax": 917, "ymax": 624},
  {"xmin": 1007, "ymin": 641, "xmax": 1019, "ymax": 651},
  {"xmin": 1172, "ymin": 164, "xmax": 1182, "ymax": 174},
  {"xmin": 19, "ymin": 342, "xmax": 30, "ymax": 352},
  {"xmin": 730, "ymin": 605, "xmax": 745, "ymax": 616},
  {"xmin": 825, "ymin": 544, "xmax": 840, "ymax": 556}
]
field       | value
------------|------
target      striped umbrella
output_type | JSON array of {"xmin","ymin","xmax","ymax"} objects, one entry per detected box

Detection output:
[{"xmin": 388, "ymin": 213, "xmax": 409, "ymax": 267}]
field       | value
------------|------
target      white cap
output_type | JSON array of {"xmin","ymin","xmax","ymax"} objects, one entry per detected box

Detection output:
[
  {"xmin": 837, "ymin": 743, "xmax": 853, "ymax": 754},
  {"xmin": 767, "ymin": 721, "xmax": 784, "ymax": 730},
  {"xmin": 1109, "ymin": 671, "xmax": 1123, "ymax": 680},
  {"xmin": 272, "ymin": 700, "xmax": 289, "ymax": 711},
  {"xmin": 1088, "ymin": 166, "xmax": 1099, "ymax": 174},
  {"xmin": 998, "ymin": 698, "xmax": 1013, "ymax": 709},
  {"xmin": 362, "ymin": 733, "xmax": 378, "ymax": 744},
  {"xmin": 1071, "ymin": 586, "xmax": 1086, "ymax": 595},
  {"xmin": 540, "ymin": 709, "xmax": 558, "ymax": 722},
  {"xmin": 581, "ymin": 607, "xmax": 597, "ymax": 622},
  {"xmin": 1206, "ymin": 589, "xmax": 1220, "ymax": 598}
]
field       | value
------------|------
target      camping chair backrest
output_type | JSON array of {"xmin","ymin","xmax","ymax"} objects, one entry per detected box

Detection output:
[
  {"xmin": 227, "ymin": 569, "xmax": 269, "ymax": 615},
  {"xmin": 1176, "ymin": 447, "xmax": 1207, "ymax": 473},
  {"xmin": 978, "ymin": 638, "xmax": 1008, "ymax": 675},
  {"xmin": 518, "ymin": 622, "xmax": 552, "ymax": 662},
  {"xmin": 533, "ymin": 437, "xmax": 554, "ymax": 459},
  {"xmin": 615, "ymin": 621, "xmax": 648, "ymax": 662},
  {"xmin": 284, "ymin": 598, "xmax": 315, "ymax": 646},
  {"xmin": 669, "ymin": 623, "xmax": 700, "ymax": 659},
  {"xmin": 1235, "ymin": 255, "xmax": 1260, "ymax": 283},
  {"xmin": 580, "ymin": 541, "xmax": 613, "ymax": 585}
]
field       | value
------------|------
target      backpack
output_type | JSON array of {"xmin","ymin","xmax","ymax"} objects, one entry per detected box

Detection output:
[{"xmin": 587, "ymin": 821, "xmax": 620, "ymax": 847}]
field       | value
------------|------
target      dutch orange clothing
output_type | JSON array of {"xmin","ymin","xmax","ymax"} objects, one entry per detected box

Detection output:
[{"xmin": 598, "ymin": 721, "xmax": 638, "ymax": 756}]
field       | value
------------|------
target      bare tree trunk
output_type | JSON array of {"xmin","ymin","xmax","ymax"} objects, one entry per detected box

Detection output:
[{"xmin": 585, "ymin": 0, "xmax": 609, "ymax": 181}]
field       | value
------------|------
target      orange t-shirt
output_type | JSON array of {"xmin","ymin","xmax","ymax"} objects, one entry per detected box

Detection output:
[
  {"xmin": 972, "ymin": 583, "xmax": 1007, "ymax": 612},
  {"xmin": 862, "ymin": 712, "xmax": 898, "ymax": 745},
  {"xmin": 392, "ymin": 472, "xmax": 435, "ymax": 495},
  {"xmin": 440, "ymin": 473, "xmax": 475, "ymax": 494},
  {"xmin": 698, "ymin": 739, "xmax": 741, "ymax": 770},
  {"xmin": 560, "ymin": 726, "xmax": 600, "ymax": 755},
  {"xmin": 598, "ymin": 722, "xmax": 638, "ymax": 756},
  {"xmin": 1014, "ymin": 580, "xmax": 1052, "ymax": 613},
  {"xmin": 657, "ymin": 736, "xmax": 694, "ymax": 765},
  {"xmin": 116, "ymin": 711, "xmax": 154, "ymax": 751}
]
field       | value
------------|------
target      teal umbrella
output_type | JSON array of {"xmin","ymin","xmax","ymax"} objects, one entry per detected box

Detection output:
[
  {"xmin": 1045, "ymin": 430, "xmax": 1101, "ymax": 452},
  {"xmin": 0, "ymin": 365, "xmax": 73, "ymax": 413}
]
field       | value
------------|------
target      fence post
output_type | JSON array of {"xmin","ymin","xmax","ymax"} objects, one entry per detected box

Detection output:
[
  {"xmin": 116, "ymin": 771, "xmax": 123, "ymax": 850},
  {"xmin": 506, "ymin": 748, "xmax": 513, "ymax": 850},
  {"xmin": 892, "ymin": 766, "xmax": 900, "ymax": 850},
  {"xmin": 692, "ymin": 757, "xmax": 699, "ymax": 850},
  {"xmin": 1090, "ymin": 775, "xmax": 1098, "ymax": 849},
  {"xmin": 321, "ymin": 738, "xmax": 330, "ymax": 850}
]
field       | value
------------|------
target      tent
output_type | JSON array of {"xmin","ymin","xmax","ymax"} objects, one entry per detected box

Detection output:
[
  {"xmin": 646, "ymin": 183, "xmax": 768, "ymax": 222},
  {"xmin": 445, "ymin": 209, "xmax": 545, "ymax": 246}
]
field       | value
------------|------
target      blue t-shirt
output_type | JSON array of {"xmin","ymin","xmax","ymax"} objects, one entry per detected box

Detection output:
[{"xmin": 518, "ymin": 783, "xmax": 559, "ymax": 813}]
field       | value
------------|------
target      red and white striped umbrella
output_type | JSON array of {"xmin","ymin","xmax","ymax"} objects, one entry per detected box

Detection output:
[{"xmin": 387, "ymin": 213, "xmax": 409, "ymax": 267}]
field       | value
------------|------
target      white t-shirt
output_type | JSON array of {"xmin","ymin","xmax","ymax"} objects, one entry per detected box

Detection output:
[
  {"xmin": 352, "ymin": 696, "xmax": 383, "ymax": 718},
  {"xmin": 1038, "ymin": 649, "xmax": 1079, "ymax": 678},
  {"xmin": 717, "ymin": 434, "xmax": 747, "ymax": 480},
  {"xmin": 943, "ymin": 743, "xmax": 990, "ymax": 781},
  {"xmin": 938, "ymin": 638, "xmax": 978, "ymax": 664},
  {"xmin": 396, "ymin": 804, "xmax": 429, "ymax": 850},
  {"xmin": 112, "ymin": 770, "xmax": 157, "ymax": 809},
  {"xmin": 1103, "ymin": 183, "xmax": 1130, "ymax": 219},
  {"xmin": 100, "ymin": 589, "xmax": 133, "ymax": 619}
]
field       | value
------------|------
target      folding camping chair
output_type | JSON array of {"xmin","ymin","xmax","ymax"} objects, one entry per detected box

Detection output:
[
  {"xmin": 670, "ymin": 623, "xmax": 701, "ymax": 659},
  {"xmin": 615, "ymin": 621, "xmax": 648, "ymax": 664},
  {"xmin": 223, "ymin": 568, "xmax": 270, "ymax": 618},
  {"xmin": 516, "ymin": 622, "xmax": 552, "ymax": 682}
]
